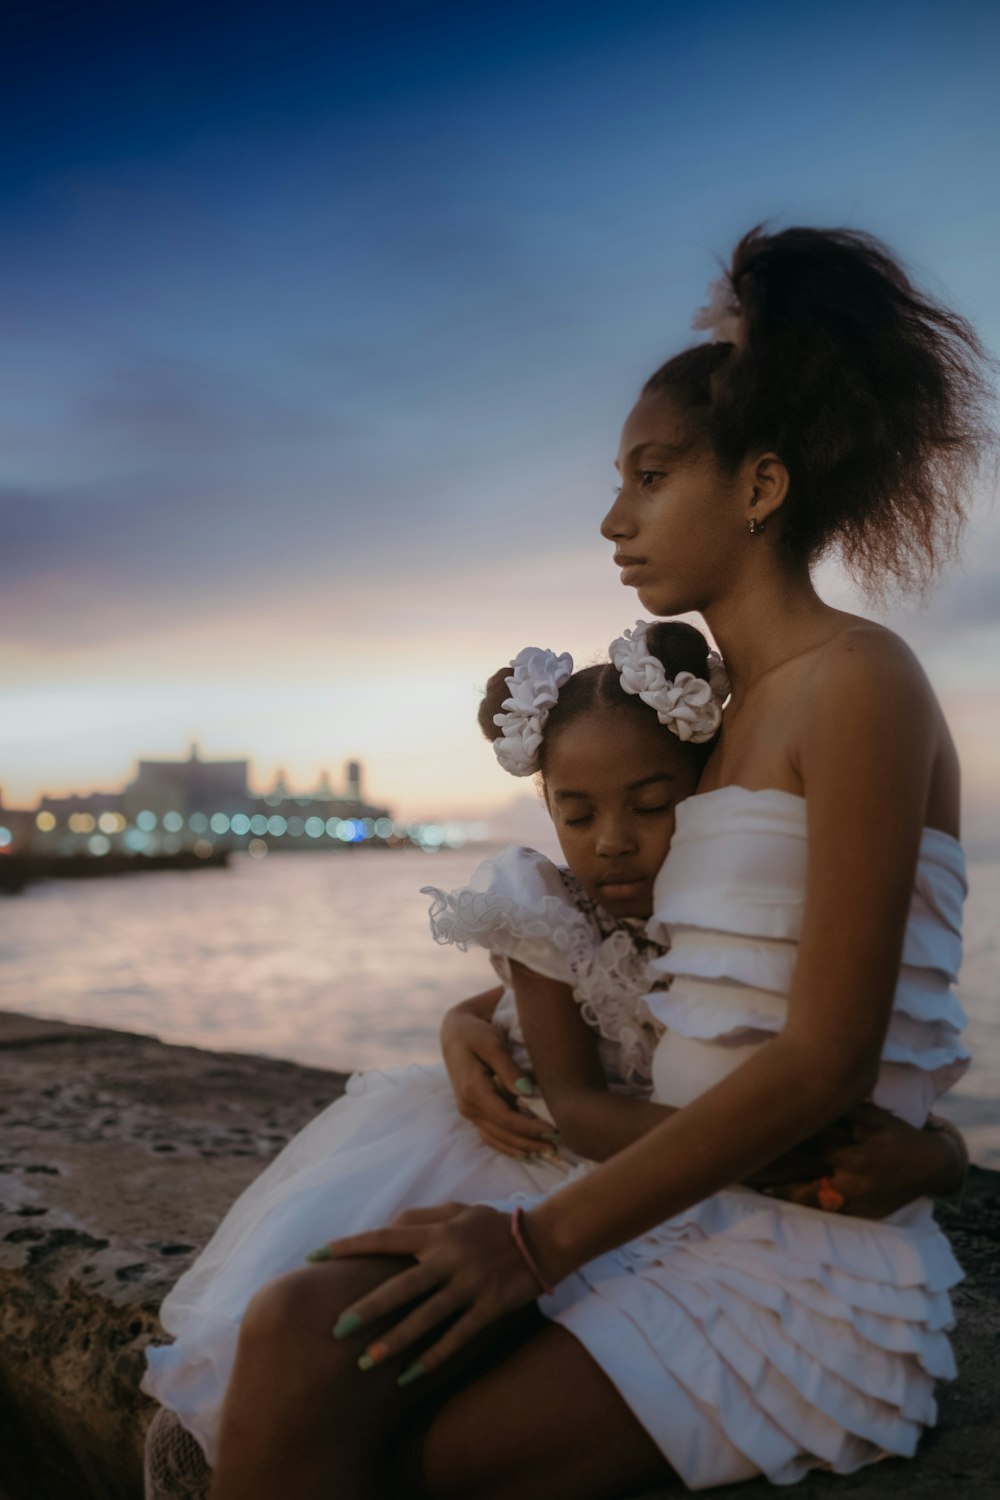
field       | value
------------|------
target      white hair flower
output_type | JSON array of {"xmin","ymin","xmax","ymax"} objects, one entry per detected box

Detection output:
[
  {"xmin": 691, "ymin": 274, "xmax": 743, "ymax": 345},
  {"xmin": 493, "ymin": 647, "xmax": 574, "ymax": 776},
  {"xmin": 609, "ymin": 621, "xmax": 727, "ymax": 744}
]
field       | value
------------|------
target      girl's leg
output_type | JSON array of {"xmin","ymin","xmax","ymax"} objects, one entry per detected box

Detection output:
[{"xmin": 396, "ymin": 1322, "xmax": 677, "ymax": 1500}]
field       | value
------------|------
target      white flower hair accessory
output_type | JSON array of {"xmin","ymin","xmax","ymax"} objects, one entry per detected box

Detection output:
[
  {"xmin": 691, "ymin": 274, "xmax": 742, "ymax": 345},
  {"xmin": 609, "ymin": 621, "xmax": 729, "ymax": 744},
  {"xmin": 493, "ymin": 646, "xmax": 574, "ymax": 777}
]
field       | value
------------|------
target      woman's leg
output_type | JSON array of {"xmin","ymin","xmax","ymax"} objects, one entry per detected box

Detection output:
[
  {"xmin": 396, "ymin": 1322, "xmax": 676, "ymax": 1500},
  {"xmin": 210, "ymin": 1255, "xmax": 547, "ymax": 1500},
  {"xmin": 211, "ymin": 1255, "xmax": 676, "ymax": 1500}
]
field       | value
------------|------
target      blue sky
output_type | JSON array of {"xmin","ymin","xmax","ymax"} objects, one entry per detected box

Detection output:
[{"xmin": 2, "ymin": 0, "xmax": 999, "ymax": 836}]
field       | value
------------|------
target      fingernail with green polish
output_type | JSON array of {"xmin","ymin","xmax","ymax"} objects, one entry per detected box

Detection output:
[
  {"xmin": 357, "ymin": 1352, "xmax": 376, "ymax": 1371},
  {"xmin": 332, "ymin": 1311, "xmax": 364, "ymax": 1339},
  {"xmin": 542, "ymin": 1131, "xmax": 561, "ymax": 1144},
  {"xmin": 306, "ymin": 1245, "xmax": 332, "ymax": 1262},
  {"xmin": 514, "ymin": 1076, "xmax": 537, "ymax": 1096},
  {"xmin": 397, "ymin": 1362, "xmax": 425, "ymax": 1387}
]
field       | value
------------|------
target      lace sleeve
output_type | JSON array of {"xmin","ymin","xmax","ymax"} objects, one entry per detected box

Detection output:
[{"xmin": 421, "ymin": 845, "xmax": 596, "ymax": 986}]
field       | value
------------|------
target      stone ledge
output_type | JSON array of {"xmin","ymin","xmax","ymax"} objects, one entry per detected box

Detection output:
[{"xmin": 0, "ymin": 1010, "xmax": 997, "ymax": 1499}]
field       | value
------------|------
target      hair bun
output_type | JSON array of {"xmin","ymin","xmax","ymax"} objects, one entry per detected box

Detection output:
[{"xmin": 643, "ymin": 620, "xmax": 712, "ymax": 682}]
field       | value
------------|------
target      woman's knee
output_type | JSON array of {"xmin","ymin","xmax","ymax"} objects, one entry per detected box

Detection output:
[{"xmin": 233, "ymin": 1259, "xmax": 410, "ymax": 1409}]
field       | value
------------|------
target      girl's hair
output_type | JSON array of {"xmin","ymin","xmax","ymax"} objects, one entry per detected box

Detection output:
[
  {"xmin": 478, "ymin": 621, "xmax": 713, "ymax": 770},
  {"xmin": 645, "ymin": 225, "xmax": 996, "ymax": 593}
]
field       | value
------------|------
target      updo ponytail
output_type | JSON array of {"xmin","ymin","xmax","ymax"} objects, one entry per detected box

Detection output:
[
  {"xmin": 645, "ymin": 225, "xmax": 996, "ymax": 593},
  {"xmin": 478, "ymin": 620, "xmax": 715, "ymax": 767}
]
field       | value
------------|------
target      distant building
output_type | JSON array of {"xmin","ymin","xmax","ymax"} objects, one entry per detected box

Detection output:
[
  {"xmin": 15, "ymin": 748, "xmax": 392, "ymax": 859},
  {"xmin": 124, "ymin": 742, "xmax": 252, "ymax": 824}
]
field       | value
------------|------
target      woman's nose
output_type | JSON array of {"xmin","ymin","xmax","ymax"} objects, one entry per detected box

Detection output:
[{"xmin": 600, "ymin": 491, "xmax": 636, "ymax": 542}]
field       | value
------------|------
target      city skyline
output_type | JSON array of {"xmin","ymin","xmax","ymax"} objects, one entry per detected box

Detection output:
[{"xmin": 2, "ymin": 1, "xmax": 999, "ymax": 833}]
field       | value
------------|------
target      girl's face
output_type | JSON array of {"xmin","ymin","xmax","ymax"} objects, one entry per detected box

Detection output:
[
  {"xmin": 543, "ymin": 707, "xmax": 701, "ymax": 919},
  {"xmin": 601, "ymin": 391, "xmax": 749, "ymax": 617}
]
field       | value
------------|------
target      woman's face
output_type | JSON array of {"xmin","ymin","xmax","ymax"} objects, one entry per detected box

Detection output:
[
  {"xmin": 543, "ymin": 707, "xmax": 701, "ymax": 919},
  {"xmin": 601, "ymin": 391, "xmax": 748, "ymax": 617}
]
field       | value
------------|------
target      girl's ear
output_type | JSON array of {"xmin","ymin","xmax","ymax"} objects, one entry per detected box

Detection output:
[{"xmin": 744, "ymin": 452, "xmax": 789, "ymax": 530}]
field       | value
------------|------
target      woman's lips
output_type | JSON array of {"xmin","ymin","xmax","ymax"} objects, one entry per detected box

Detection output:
[{"xmin": 613, "ymin": 552, "xmax": 646, "ymax": 585}]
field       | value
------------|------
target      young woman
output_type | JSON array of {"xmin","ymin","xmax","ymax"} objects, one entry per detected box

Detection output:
[{"xmin": 203, "ymin": 225, "xmax": 992, "ymax": 1498}]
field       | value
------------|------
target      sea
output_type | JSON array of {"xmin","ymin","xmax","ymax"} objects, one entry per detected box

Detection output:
[{"xmin": 1, "ymin": 847, "xmax": 997, "ymax": 1166}]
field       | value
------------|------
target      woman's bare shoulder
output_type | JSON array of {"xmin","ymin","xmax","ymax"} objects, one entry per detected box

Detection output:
[{"xmin": 807, "ymin": 617, "xmax": 932, "ymax": 700}]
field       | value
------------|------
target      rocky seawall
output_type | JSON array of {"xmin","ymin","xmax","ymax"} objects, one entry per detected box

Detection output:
[{"xmin": 1, "ymin": 1010, "xmax": 997, "ymax": 1500}]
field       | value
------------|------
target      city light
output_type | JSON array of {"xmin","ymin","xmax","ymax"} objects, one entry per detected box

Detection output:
[{"xmin": 3, "ymin": 747, "xmax": 495, "ymax": 878}]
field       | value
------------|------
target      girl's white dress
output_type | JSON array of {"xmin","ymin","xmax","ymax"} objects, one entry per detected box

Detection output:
[
  {"xmin": 142, "ymin": 844, "xmax": 664, "ymax": 1465},
  {"xmin": 143, "ymin": 788, "xmax": 969, "ymax": 1491}
]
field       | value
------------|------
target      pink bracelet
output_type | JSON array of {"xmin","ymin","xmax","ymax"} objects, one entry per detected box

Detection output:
[{"xmin": 510, "ymin": 1205, "xmax": 554, "ymax": 1295}]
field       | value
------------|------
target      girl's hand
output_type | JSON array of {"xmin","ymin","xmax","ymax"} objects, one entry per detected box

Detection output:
[
  {"xmin": 440, "ymin": 1003, "xmax": 559, "ymax": 1160},
  {"xmin": 752, "ymin": 1103, "xmax": 964, "ymax": 1218},
  {"xmin": 320, "ymin": 1203, "xmax": 541, "ymax": 1381}
]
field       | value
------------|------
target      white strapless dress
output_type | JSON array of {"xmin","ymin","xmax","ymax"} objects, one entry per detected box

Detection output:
[{"xmin": 509, "ymin": 787, "xmax": 969, "ymax": 1489}]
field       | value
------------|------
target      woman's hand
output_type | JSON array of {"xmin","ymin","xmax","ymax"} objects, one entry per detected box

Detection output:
[
  {"xmin": 319, "ymin": 1203, "xmax": 541, "ymax": 1382},
  {"xmin": 749, "ymin": 1102, "xmax": 965, "ymax": 1219},
  {"xmin": 440, "ymin": 995, "xmax": 559, "ymax": 1160}
]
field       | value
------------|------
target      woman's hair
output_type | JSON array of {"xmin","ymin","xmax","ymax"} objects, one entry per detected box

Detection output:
[
  {"xmin": 645, "ymin": 225, "xmax": 996, "ymax": 593},
  {"xmin": 478, "ymin": 621, "xmax": 713, "ymax": 770}
]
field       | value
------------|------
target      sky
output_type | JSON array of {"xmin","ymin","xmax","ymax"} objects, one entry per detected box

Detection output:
[{"xmin": 2, "ymin": 0, "xmax": 999, "ymax": 843}]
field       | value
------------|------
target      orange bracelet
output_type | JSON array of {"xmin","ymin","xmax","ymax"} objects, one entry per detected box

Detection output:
[{"xmin": 510, "ymin": 1205, "xmax": 554, "ymax": 1294}]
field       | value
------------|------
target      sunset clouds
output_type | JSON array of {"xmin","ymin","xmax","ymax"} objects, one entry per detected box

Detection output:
[{"xmin": 2, "ymin": 0, "xmax": 998, "ymax": 837}]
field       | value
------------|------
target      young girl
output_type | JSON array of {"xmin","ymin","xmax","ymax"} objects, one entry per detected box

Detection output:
[
  {"xmin": 142, "ymin": 622, "xmax": 962, "ymax": 1497},
  {"xmin": 204, "ymin": 224, "xmax": 991, "ymax": 1500}
]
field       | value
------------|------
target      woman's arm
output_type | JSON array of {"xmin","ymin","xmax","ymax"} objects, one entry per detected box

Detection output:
[
  {"xmin": 526, "ymin": 634, "xmax": 941, "ymax": 1279},
  {"xmin": 514, "ymin": 965, "xmax": 969, "ymax": 1209}
]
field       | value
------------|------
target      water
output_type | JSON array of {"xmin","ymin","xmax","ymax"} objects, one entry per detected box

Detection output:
[{"xmin": 2, "ymin": 848, "xmax": 998, "ymax": 1165}]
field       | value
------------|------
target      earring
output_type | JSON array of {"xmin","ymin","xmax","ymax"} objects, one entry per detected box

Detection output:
[{"xmin": 748, "ymin": 516, "xmax": 766, "ymax": 536}]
